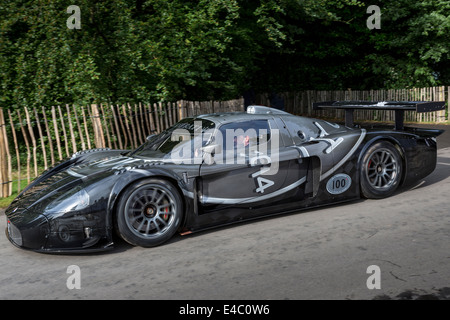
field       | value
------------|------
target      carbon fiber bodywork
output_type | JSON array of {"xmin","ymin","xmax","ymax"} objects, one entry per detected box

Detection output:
[{"xmin": 5, "ymin": 106, "xmax": 443, "ymax": 253}]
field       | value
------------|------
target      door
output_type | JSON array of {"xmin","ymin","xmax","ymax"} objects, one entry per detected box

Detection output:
[{"xmin": 198, "ymin": 119, "xmax": 309, "ymax": 211}]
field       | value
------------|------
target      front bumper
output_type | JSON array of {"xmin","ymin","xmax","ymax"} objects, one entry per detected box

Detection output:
[
  {"xmin": 5, "ymin": 211, "xmax": 114, "ymax": 254},
  {"xmin": 5, "ymin": 214, "xmax": 49, "ymax": 250}
]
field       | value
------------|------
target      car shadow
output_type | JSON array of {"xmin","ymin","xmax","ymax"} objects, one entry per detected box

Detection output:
[
  {"xmin": 61, "ymin": 232, "xmax": 189, "ymax": 256},
  {"xmin": 163, "ymin": 198, "xmax": 368, "ymax": 244}
]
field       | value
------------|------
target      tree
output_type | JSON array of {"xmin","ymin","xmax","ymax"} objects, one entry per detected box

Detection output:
[
  {"xmin": 3, "ymin": 0, "xmax": 446, "ymax": 109},
  {"xmin": 366, "ymin": 0, "xmax": 450, "ymax": 88}
]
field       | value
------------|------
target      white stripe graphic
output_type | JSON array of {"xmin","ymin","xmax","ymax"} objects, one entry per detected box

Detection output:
[
  {"xmin": 320, "ymin": 129, "xmax": 366, "ymax": 181},
  {"xmin": 200, "ymin": 176, "xmax": 307, "ymax": 205}
]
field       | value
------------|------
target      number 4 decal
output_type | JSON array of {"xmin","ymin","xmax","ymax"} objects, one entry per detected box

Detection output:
[
  {"xmin": 255, "ymin": 177, "xmax": 275, "ymax": 194},
  {"xmin": 250, "ymin": 154, "xmax": 275, "ymax": 194}
]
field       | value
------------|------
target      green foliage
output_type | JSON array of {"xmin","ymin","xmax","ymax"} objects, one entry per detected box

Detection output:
[
  {"xmin": 367, "ymin": 0, "xmax": 450, "ymax": 88},
  {"xmin": 0, "ymin": 0, "xmax": 448, "ymax": 108}
]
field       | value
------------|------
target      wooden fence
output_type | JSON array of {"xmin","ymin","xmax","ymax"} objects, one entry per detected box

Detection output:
[
  {"xmin": 0, "ymin": 99, "xmax": 244, "ymax": 197},
  {"xmin": 257, "ymin": 86, "xmax": 449, "ymax": 123},
  {"xmin": 0, "ymin": 86, "xmax": 449, "ymax": 198}
]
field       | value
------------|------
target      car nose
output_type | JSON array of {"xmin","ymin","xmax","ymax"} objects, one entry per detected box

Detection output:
[{"xmin": 6, "ymin": 210, "xmax": 50, "ymax": 250}]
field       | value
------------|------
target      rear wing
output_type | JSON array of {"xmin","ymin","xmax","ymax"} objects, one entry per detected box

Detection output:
[{"xmin": 312, "ymin": 101, "xmax": 446, "ymax": 130}]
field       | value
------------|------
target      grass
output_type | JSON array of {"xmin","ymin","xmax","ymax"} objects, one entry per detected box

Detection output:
[
  {"xmin": 0, "ymin": 175, "xmax": 35, "ymax": 210},
  {"xmin": 0, "ymin": 193, "xmax": 17, "ymax": 209}
]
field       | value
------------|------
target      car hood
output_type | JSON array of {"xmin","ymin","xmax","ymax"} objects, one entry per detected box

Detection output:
[
  {"xmin": 7, "ymin": 152, "xmax": 171, "ymax": 217},
  {"xmin": 66, "ymin": 153, "xmax": 168, "ymax": 178}
]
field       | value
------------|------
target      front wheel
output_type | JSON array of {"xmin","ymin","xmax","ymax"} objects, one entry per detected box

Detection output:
[
  {"xmin": 116, "ymin": 179, "xmax": 183, "ymax": 247},
  {"xmin": 360, "ymin": 141, "xmax": 403, "ymax": 199}
]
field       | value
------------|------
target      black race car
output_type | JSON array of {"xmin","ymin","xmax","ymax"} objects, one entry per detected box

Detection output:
[{"xmin": 5, "ymin": 102, "xmax": 445, "ymax": 253}]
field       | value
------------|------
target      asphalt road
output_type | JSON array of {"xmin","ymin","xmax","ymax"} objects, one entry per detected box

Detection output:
[{"xmin": 0, "ymin": 125, "xmax": 449, "ymax": 300}]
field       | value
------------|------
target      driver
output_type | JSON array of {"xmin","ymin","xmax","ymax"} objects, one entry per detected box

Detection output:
[{"xmin": 234, "ymin": 134, "xmax": 250, "ymax": 149}]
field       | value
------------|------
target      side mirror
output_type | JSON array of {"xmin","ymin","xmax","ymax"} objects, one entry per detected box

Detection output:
[
  {"xmin": 201, "ymin": 144, "xmax": 221, "ymax": 165},
  {"xmin": 201, "ymin": 144, "xmax": 222, "ymax": 155}
]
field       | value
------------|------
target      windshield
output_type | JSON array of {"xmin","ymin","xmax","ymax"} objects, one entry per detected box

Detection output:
[{"xmin": 129, "ymin": 117, "xmax": 216, "ymax": 159}]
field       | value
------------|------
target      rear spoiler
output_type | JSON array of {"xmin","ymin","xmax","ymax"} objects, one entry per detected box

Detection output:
[{"xmin": 312, "ymin": 101, "xmax": 446, "ymax": 130}]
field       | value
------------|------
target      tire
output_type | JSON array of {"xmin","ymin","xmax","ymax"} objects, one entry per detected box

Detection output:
[
  {"xmin": 116, "ymin": 178, "xmax": 183, "ymax": 247},
  {"xmin": 360, "ymin": 141, "xmax": 403, "ymax": 199}
]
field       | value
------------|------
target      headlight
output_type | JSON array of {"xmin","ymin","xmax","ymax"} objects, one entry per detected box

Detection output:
[{"xmin": 45, "ymin": 186, "xmax": 90, "ymax": 214}]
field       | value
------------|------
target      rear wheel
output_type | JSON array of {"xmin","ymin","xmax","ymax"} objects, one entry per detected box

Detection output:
[
  {"xmin": 360, "ymin": 141, "xmax": 403, "ymax": 199},
  {"xmin": 116, "ymin": 178, "xmax": 183, "ymax": 247}
]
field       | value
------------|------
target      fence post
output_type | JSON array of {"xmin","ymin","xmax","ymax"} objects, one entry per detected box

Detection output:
[
  {"xmin": 91, "ymin": 104, "xmax": 105, "ymax": 148},
  {"xmin": 24, "ymin": 107, "xmax": 38, "ymax": 178},
  {"xmin": 8, "ymin": 110, "xmax": 20, "ymax": 194},
  {"xmin": 34, "ymin": 107, "xmax": 48, "ymax": 170},
  {"xmin": 0, "ymin": 108, "xmax": 6, "ymax": 197},
  {"xmin": 448, "ymin": 86, "xmax": 450, "ymax": 122},
  {"xmin": 438, "ymin": 86, "xmax": 445, "ymax": 123},
  {"xmin": 178, "ymin": 100, "xmax": 184, "ymax": 120},
  {"xmin": 0, "ymin": 108, "xmax": 12, "ymax": 197}
]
